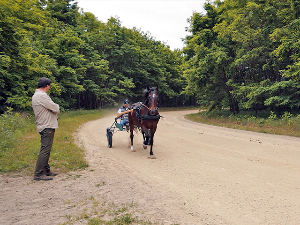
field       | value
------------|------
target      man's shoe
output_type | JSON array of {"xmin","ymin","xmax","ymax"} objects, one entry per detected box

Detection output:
[
  {"xmin": 34, "ymin": 174, "xmax": 53, "ymax": 181},
  {"xmin": 115, "ymin": 123, "xmax": 123, "ymax": 131},
  {"xmin": 46, "ymin": 171, "xmax": 59, "ymax": 176}
]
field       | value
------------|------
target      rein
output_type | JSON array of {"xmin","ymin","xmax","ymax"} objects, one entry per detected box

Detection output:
[
  {"xmin": 141, "ymin": 103, "xmax": 150, "ymax": 111},
  {"xmin": 139, "ymin": 102, "xmax": 160, "ymax": 121},
  {"xmin": 141, "ymin": 102, "xmax": 159, "ymax": 112}
]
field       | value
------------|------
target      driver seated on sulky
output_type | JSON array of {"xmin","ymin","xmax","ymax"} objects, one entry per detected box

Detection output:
[{"xmin": 115, "ymin": 99, "xmax": 130, "ymax": 131}]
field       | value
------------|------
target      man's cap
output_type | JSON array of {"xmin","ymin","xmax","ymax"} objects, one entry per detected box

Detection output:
[{"xmin": 124, "ymin": 99, "xmax": 129, "ymax": 104}]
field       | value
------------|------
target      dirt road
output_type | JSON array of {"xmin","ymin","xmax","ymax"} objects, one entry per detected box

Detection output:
[{"xmin": 1, "ymin": 110, "xmax": 300, "ymax": 224}]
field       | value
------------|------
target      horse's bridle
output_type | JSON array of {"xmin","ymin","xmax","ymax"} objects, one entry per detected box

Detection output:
[{"xmin": 143, "ymin": 91, "xmax": 158, "ymax": 110}]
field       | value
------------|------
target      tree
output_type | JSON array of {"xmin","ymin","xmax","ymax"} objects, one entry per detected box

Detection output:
[
  {"xmin": 0, "ymin": 0, "xmax": 188, "ymax": 112},
  {"xmin": 183, "ymin": 0, "xmax": 300, "ymax": 114},
  {"xmin": 0, "ymin": 0, "xmax": 55, "ymax": 112},
  {"xmin": 183, "ymin": 3, "xmax": 241, "ymax": 113}
]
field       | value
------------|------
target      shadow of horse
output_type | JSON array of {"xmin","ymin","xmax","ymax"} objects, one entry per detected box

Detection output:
[{"xmin": 128, "ymin": 87, "xmax": 161, "ymax": 159}]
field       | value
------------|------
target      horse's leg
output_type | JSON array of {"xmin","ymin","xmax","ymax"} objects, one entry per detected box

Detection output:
[
  {"xmin": 128, "ymin": 111, "xmax": 137, "ymax": 152},
  {"xmin": 148, "ymin": 132, "xmax": 156, "ymax": 159},
  {"xmin": 130, "ymin": 130, "xmax": 135, "ymax": 151},
  {"xmin": 129, "ymin": 118, "xmax": 135, "ymax": 152},
  {"xmin": 149, "ymin": 133, "xmax": 154, "ymax": 155},
  {"xmin": 142, "ymin": 131, "xmax": 148, "ymax": 149},
  {"xmin": 141, "ymin": 122, "xmax": 149, "ymax": 149},
  {"xmin": 148, "ymin": 123, "xmax": 158, "ymax": 159}
]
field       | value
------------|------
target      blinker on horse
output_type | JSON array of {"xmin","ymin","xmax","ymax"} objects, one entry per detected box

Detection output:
[{"xmin": 128, "ymin": 87, "xmax": 160, "ymax": 159}]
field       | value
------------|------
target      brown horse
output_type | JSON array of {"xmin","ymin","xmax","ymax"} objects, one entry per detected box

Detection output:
[{"xmin": 128, "ymin": 87, "xmax": 160, "ymax": 159}]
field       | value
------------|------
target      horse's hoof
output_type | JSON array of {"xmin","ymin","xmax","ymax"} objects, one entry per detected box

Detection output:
[
  {"xmin": 148, "ymin": 155, "xmax": 156, "ymax": 159},
  {"xmin": 130, "ymin": 146, "xmax": 135, "ymax": 152},
  {"xmin": 143, "ymin": 144, "xmax": 147, "ymax": 149}
]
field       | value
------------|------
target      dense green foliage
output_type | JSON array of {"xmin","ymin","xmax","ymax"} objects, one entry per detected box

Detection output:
[
  {"xmin": 1, "ymin": 0, "xmax": 300, "ymax": 116},
  {"xmin": 0, "ymin": 0, "xmax": 187, "ymax": 113},
  {"xmin": 183, "ymin": 0, "xmax": 300, "ymax": 115}
]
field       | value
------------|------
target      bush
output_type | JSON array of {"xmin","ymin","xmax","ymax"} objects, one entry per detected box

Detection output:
[
  {"xmin": 0, "ymin": 109, "xmax": 105, "ymax": 174},
  {"xmin": 0, "ymin": 108, "xmax": 35, "ymax": 172},
  {"xmin": 0, "ymin": 108, "xmax": 32, "ymax": 150}
]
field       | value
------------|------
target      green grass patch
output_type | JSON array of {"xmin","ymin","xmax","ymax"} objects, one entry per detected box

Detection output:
[
  {"xmin": 59, "ymin": 198, "xmax": 155, "ymax": 225},
  {"xmin": 0, "ymin": 109, "xmax": 107, "ymax": 174},
  {"xmin": 186, "ymin": 109, "xmax": 300, "ymax": 137}
]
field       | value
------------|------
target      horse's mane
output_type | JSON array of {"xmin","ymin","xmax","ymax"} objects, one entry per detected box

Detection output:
[
  {"xmin": 143, "ymin": 88, "xmax": 149, "ymax": 99},
  {"xmin": 143, "ymin": 87, "xmax": 157, "ymax": 105}
]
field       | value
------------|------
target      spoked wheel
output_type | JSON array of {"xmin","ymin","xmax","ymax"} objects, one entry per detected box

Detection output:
[{"xmin": 106, "ymin": 128, "xmax": 113, "ymax": 148}]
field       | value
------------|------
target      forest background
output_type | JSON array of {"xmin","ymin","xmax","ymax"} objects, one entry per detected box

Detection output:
[
  {"xmin": 1, "ymin": 0, "xmax": 300, "ymax": 115},
  {"xmin": 2, "ymin": 2, "xmax": 300, "ymax": 223}
]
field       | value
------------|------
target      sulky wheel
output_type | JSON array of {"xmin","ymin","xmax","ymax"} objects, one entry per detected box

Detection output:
[{"xmin": 106, "ymin": 128, "xmax": 113, "ymax": 148}]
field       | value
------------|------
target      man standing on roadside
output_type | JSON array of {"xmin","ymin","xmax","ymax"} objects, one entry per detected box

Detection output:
[{"xmin": 32, "ymin": 77, "xmax": 60, "ymax": 181}]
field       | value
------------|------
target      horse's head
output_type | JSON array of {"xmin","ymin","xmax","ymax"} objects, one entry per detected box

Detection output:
[{"xmin": 146, "ymin": 87, "xmax": 159, "ymax": 116}]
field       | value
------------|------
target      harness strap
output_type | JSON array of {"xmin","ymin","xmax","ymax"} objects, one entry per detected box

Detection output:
[
  {"xmin": 141, "ymin": 103, "xmax": 150, "ymax": 110},
  {"xmin": 140, "ymin": 114, "xmax": 161, "ymax": 120}
]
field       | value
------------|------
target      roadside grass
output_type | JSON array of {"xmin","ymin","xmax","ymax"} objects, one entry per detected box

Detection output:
[
  {"xmin": 186, "ymin": 109, "xmax": 300, "ymax": 137},
  {"xmin": 60, "ymin": 198, "xmax": 155, "ymax": 225},
  {"xmin": 0, "ymin": 109, "xmax": 107, "ymax": 174}
]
